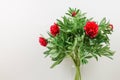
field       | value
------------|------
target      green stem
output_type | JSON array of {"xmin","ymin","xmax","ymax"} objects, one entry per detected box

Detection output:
[
  {"xmin": 74, "ymin": 65, "xmax": 81, "ymax": 80},
  {"xmin": 71, "ymin": 55, "xmax": 81, "ymax": 80}
]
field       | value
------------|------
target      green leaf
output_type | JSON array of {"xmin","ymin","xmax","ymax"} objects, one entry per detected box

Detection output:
[
  {"xmin": 65, "ymin": 13, "xmax": 71, "ymax": 16},
  {"xmin": 100, "ymin": 17, "xmax": 106, "ymax": 25},
  {"xmin": 49, "ymin": 49, "xmax": 56, "ymax": 54},
  {"xmin": 50, "ymin": 53, "xmax": 59, "ymax": 59},
  {"xmin": 57, "ymin": 19, "xmax": 64, "ymax": 27},
  {"xmin": 76, "ymin": 9, "xmax": 79, "ymax": 14},
  {"xmin": 85, "ymin": 56, "xmax": 93, "ymax": 59},
  {"xmin": 50, "ymin": 58, "xmax": 63, "ymax": 68},
  {"xmin": 91, "ymin": 53, "xmax": 98, "ymax": 61},
  {"xmin": 81, "ymin": 59, "xmax": 88, "ymax": 64},
  {"xmin": 44, "ymin": 50, "xmax": 50, "ymax": 57}
]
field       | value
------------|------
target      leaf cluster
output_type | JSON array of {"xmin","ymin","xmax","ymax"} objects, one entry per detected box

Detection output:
[{"xmin": 44, "ymin": 8, "xmax": 114, "ymax": 68}]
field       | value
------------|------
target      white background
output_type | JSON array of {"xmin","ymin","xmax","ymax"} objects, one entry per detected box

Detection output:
[{"xmin": 0, "ymin": 0, "xmax": 120, "ymax": 80}]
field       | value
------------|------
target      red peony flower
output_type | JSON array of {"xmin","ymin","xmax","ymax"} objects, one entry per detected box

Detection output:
[
  {"xmin": 84, "ymin": 21, "xmax": 99, "ymax": 38},
  {"xmin": 72, "ymin": 11, "xmax": 76, "ymax": 17},
  {"xmin": 109, "ymin": 24, "xmax": 113, "ymax": 30},
  {"xmin": 50, "ymin": 23, "xmax": 60, "ymax": 36},
  {"xmin": 39, "ymin": 37, "xmax": 47, "ymax": 47}
]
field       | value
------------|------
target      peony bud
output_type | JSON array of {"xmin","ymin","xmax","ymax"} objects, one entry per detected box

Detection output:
[
  {"xmin": 72, "ymin": 11, "xmax": 77, "ymax": 17},
  {"xmin": 39, "ymin": 37, "xmax": 47, "ymax": 47},
  {"xmin": 109, "ymin": 24, "xmax": 113, "ymax": 30}
]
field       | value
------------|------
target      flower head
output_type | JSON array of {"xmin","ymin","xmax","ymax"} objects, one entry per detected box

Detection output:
[
  {"xmin": 72, "ymin": 11, "xmax": 77, "ymax": 17},
  {"xmin": 84, "ymin": 21, "xmax": 99, "ymax": 38},
  {"xmin": 50, "ymin": 23, "xmax": 60, "ymax": 36},
  {"xmin": 39, "ymin": 37, "xmax": 47, "ymax": 47}
]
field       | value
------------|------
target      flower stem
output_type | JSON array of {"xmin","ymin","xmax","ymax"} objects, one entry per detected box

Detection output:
[
  {"xmin": 74, "ymin": 65, "xmax": 81, "ymax": 80},
  {"xmin": 71, "ymin": 55, "xmax": 81, "ymax": 80}
]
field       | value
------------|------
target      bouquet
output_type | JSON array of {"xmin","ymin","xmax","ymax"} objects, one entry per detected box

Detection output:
[{"xmin": 39, "ymin": 8, "xmax": 114, "ymax": 80}]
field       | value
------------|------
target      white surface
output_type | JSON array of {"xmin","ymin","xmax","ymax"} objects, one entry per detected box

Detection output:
[{"xmin": 0, "ymin": 0, "xmax": 120, "ymax": 80}]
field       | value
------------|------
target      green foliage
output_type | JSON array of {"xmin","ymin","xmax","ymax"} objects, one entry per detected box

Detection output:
[{"xmin": 44, "ymin": 8, "xmax": 114, "ymax": 68}]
